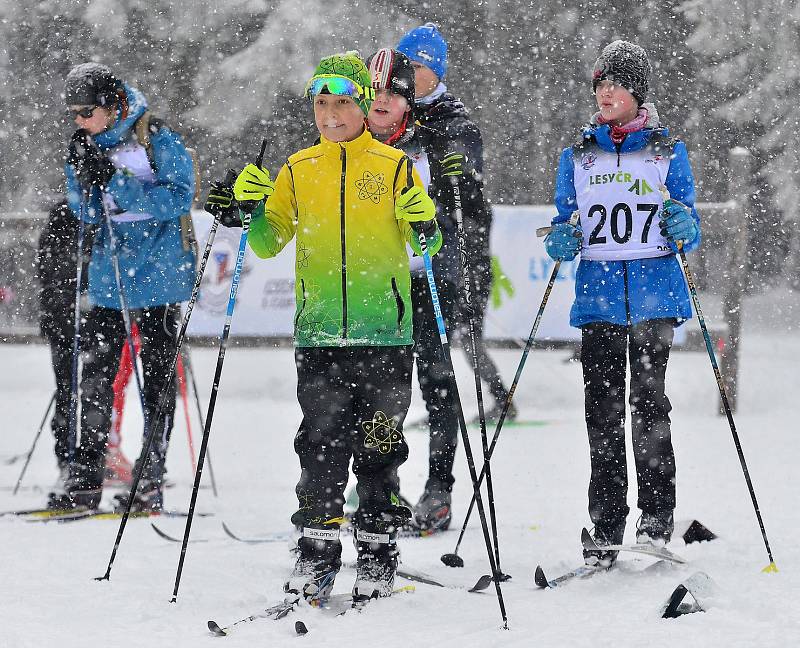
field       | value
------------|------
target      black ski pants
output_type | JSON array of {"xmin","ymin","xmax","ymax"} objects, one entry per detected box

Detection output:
[
  {"xmin": 581, "ymin": 319, "xmax": 676, "ymax": 530},
  {"xmin": 457, "ymin": 280, "xmax": 510, "ymax": 406},
  {"xmin": 292, "ymin": 345, "xmax": 412, "ymax": 533},
  {"xmin": 46, "ymin": 319, "xmax": 76, "ymax": 469},
  {"xmin": 411, "ymin": 272, "xmax": 460, "ymax": 489},
  {"xmin": 76, "ymin": 304, "xmax": 179, "ymax": 488}
]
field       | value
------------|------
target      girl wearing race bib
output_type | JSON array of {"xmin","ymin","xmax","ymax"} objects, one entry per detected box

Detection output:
[{"xmin": 545, "ymin": 40, "xmax": 701, "ymax": 568}]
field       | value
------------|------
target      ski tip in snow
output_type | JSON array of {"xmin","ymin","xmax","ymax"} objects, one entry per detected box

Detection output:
[
  {"xmin": 682, "ymin": 519, "xmax": 717, "ymax": 544},
  {"xmin": 207, "ymin": 620, "xmax": 227, "ymax": 636},
  {"xmin": 469, "ymin": 575, "xmax": 493, "ymax": 592},
  {"xmin": 661, "ymin": 571, "xmax": 717, "ymax": 619},
  {"xmin": 534, "ymin": 565, "xmax": 548, "ymax": 588},
  {"xmin": 295, "ymin": 620, "xmax": 308, "ymax": 635}
]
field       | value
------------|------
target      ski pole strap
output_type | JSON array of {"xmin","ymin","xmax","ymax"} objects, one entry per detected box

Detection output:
[
  {"xmin": 302, "ymin": 527, "xmax": 340, "ymax": 541},
  {"xmin": 356, "ymin": 529, "xmax": 393, "ymax": 544}
]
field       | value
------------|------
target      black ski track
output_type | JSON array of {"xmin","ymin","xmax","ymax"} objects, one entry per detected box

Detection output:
[
  {"xmin": 150, "ymin": 522, "xmax": 210, "ymax": 543},
  {"xmin": 221, "ymin": 521, "xmax": 293, "ymax": 544}
]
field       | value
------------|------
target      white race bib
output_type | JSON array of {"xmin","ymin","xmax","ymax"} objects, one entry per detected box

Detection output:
[
  {"xmin": 573, "ymin": 144, "xmax": 672, "ymax": 261},
  {"xmin": 103, "ymin": 140, "xmax": 157, "ymax": 222}
]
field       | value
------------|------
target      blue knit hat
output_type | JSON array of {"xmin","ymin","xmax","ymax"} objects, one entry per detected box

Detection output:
[{"xmin": 397, "ymin": 23, "xmax": 448, "ymax": 80}]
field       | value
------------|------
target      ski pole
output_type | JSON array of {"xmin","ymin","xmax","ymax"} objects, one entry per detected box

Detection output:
[
  {"xmin": 442, "ymin": 210, "xmax": 580, "ymax": 568},
  {"xmin": 170, "ymin": 141, "xmax": 266, "ymax": 602},
  {"xmin": 181, "ymin": 345, "xmax": 219, "ymax": 497},
  {"xmin": 405, "ymin": 158, "xmax": 508, "ymax": 628},
  {"xmin": 660, "ymin": 185, "xmax": 776, "ymax": 572},
  {"xmin": 441, "ymin": 158, "xmax": 507, "ymax": 580},
  {"xmin": 68, "ymin": 192, "xmax": 88, "ymax": 463},
  {"xmin": 96, "ymin": 169, "xmax": 232, "ymax": 582},
  {"xmin": 102, "ymin": 201, "xmax": 152, "ymax": 451},
  {"xmin": 12, "ymin": 392, "xmax": 56, "ymax": 495}
]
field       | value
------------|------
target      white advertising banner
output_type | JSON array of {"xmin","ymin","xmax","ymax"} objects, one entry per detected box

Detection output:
[{"xmin": 187, "ymin": 208, "xmax": 683, "ymax": 344}]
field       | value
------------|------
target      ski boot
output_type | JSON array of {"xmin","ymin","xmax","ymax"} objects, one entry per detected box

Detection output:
[
  {"xmin": 113, "ymin": 457, "xmax": 164, "ymax": 513},
  {"xmin": 352, "ymin": 527, "xmax": 400, "ymax": 601},
  {"xmin": 47, "ymin": 463, "xmax": 102, "ymax": 511},
  {"xmin": 411, "ymin": 479, "xmax": 452, "ymax": 532},
  {"xmin": 636, "ymin": 510, "xmax": 674, "ymax": 547},
  {"xmin": 583, "ymin": 519, "xmax": 625, "ymax": 568},
  {"xmin": 284, "ymin": 526, "xmax": 342, "ymax": 602}
]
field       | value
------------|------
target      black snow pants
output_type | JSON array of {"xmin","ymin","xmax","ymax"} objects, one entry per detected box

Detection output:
[
  {"xmin": 75, "ymin": 304, "xmax": 179, "ymax": 489},
  {"xmin": 411, "ymin": 272, "xmax": 460, "ymax": 490},
  {"xmin": 292, "ymin": 345, "xmax": 413, "ymax": 535},
  {"xmin": 581, "ymin": 319, "xmax": 676, "ymax": 530}
]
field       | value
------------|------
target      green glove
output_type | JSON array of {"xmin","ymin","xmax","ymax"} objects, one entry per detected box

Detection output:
[
  {"xmin": 233, "ymin": 163, "xmax": 274, "ymax": 213},
  {"xmin": 395, "ymin": 186, "xmax": 436, "ymax": 223},
  {"xmin": 490, "ymin": 255, "xmax": 515, "ymax": 309}
]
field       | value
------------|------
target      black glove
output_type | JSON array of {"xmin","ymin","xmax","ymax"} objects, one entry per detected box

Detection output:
[
  {"xmin": 204, "ymin": 169, "xmax": 241, "ymax": 227},
  {"xmin": 68, "ymin": 129, "xmax": 116, "ymax": 190}
]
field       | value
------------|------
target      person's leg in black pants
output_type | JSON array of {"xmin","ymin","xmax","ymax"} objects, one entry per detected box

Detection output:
[
  {"xmin": 134, "ymin": 304, "xmax": 180, "ymax": 495},
  {"xmin": 71, "ymin": 307, "xmax": 126, "ymax": 504},
  {"xmin": 581, "ymin": 321, "xmax": 630, "ymax": 542},
  {"xmin": 629, "ymin": 318, "xmax": 676, "ymax": 540}
]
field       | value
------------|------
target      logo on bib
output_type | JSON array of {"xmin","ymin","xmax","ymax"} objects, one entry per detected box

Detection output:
[
  {"xmin": 627, "ymin": 178, "xmax": 655, "ymax": 196},
  {"xmin": 580, "ymin": 152, "xmax": 597, "ymax": 170}
]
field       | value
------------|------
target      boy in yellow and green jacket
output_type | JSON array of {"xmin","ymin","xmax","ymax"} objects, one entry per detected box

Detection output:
[{"xmin": 215, "ymin": 52, "xmax": 441, "ymax": 603}]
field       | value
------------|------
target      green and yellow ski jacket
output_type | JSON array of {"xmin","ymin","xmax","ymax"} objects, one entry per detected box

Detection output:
[{"xmin": 248, "ymin": 128, "xmax": 442, "ymax": 347}]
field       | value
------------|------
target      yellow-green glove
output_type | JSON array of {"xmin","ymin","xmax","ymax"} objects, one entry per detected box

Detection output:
[
  {"xmin": 395, "ymin": 186, "xmax": 436, "ymax": 223},
  {"xmin": 490, "ymin": 255, "xmax": 515, "ymax": 309},
  {"xmin": 233, "ymin": 163, "xmax": 275, "ymax": 213}
]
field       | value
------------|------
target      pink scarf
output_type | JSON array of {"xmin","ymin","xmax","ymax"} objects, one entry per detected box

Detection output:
[{"xmin": 597, "ymin": 107, "xmax": 649, "ymax": 145}]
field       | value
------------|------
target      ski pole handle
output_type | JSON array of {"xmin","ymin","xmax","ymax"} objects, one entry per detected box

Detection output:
[{"xmin": 537, "ymin": 210, "xmax": 580, "ymax": 238}]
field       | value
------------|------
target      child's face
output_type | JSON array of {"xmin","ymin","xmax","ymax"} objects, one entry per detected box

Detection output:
[
  {"xmin": 411, "ymin": 61, "xmax": 438, "ymax": 98},
  {"xmin": 595, "ymin": 80, "xmax": 639, "ymax": 125},
  {"xmin": 368, "ymin": 90, "xmax": 410, "ymax": 137},
  {"xmin": 69, "ymin": 104, "xmax": 116, "ymax": 135},
  {"xmin": 313, "ymin": 94, "xmax": 365, "ymax": 143}
]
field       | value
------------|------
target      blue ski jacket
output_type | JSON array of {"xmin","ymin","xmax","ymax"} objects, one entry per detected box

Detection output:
[
  {"xmin": 553, "ymin": 118, "xmax": 700, "ymax": 328},
  {"xmin": 65, "ymin": 85, "xmax": 196, "ymax": 310}
]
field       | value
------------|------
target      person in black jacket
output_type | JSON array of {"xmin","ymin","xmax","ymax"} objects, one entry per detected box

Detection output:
[
  {"xmin": 36, "ymin": 200, "xmax": 93, "ymax": 484},
  {"xmin": 367, "ymin": 47, "xmax": 500, "ymax": 531},
  {"xmin": 397, "ymin": 24, "xmax": 515, "ymax": 425}
]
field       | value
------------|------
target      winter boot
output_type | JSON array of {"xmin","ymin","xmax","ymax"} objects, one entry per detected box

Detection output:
[
  {"xmin": 284, "ymin": 526, "xmax": 342, "ymax": 602},
  {"xmin": 411, "ymin": 480, "xmax": 452, "ymax": 532},
  {"xmin": 352, "ymin": 527, "xmax": 400, "ymax": 601},
  {"xmin": 636, "ymin": 510, "xmax": 674, "ymax": 547},
  {"xmin": 47, "ymin": 463, "xmax": 102, "ymax": 511},
  {"xmin": 113, "ymin": 457, "xmax": 165, "ymax": 513},
  {"xmin": 583, "ymin": 519, "xmax": 626, "ymax": 568}
]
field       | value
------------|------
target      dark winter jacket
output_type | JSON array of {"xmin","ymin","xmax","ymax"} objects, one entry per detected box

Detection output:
[
  {"xmin": 553, "ymin": 109, "xmax": 700, "ymax": 327},
  {"xmin": 65, "ymin": 84, "xmax": 196, "ymax": 310},
  {"xmin": 412, "ymin": 94, "xmax": 492, "ymax": 293},
  {"xmin": 36, "ymin": 201, "xmax": 93, "ymax": 341}
]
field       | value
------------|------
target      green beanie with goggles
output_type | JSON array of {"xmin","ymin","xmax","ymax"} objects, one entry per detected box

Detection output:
[{"xmin": 305, "ymin": 51, "xmax": 374, "ymax": 116}]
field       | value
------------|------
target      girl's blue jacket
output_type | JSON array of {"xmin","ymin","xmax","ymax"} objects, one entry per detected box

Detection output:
[
  {"xmin": 65, "ymin": 85, "xmax": 195, "ymax": 310},
  {"xmin": 553, "ymin": 116, "xmax": 700, "ymax": 328}
]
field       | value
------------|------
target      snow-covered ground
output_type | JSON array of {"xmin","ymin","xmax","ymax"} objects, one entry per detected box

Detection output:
[{"xmin": 2, "ymin": 289, "xmax": 798, "ymax": 647}]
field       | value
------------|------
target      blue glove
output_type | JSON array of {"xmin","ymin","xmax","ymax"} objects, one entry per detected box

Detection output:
[
  {"xmin": 544, "ymin": 221, "xmax": 582, "ymax": 261},
  {"xmin": 659, "ymin": 201, "xmax": 698, "ymax": 252}
]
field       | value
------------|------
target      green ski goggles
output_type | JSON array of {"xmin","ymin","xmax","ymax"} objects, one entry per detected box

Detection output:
[{"xmin": 304, "ymin": 74, "xmax": 376, "ymax": 101}]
